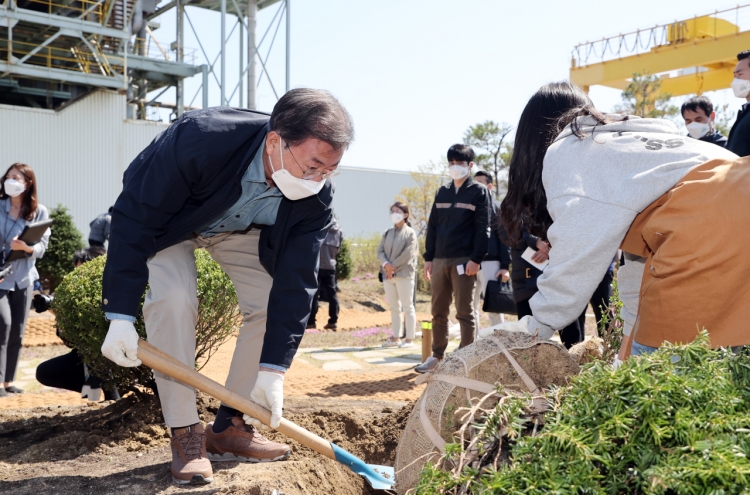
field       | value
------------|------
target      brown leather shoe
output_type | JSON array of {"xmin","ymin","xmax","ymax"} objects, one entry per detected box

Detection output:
[
  {"xmin": 206, "ymin": 417, "xmax": 290, "ymax": 463},
  {"xmin": 170, "ymin": 423, "xmax": 213, "ymax": 485},
  {"xmin": 324, "ymin": 323, "xmax": 337, "ymax": 331}
]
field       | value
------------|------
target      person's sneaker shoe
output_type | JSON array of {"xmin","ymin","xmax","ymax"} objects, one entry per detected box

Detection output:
[
  {"xmin": 170, "ymin": 423, "xmax": 213, "ymax": 485},
  {"xmin": 324, "ymin": 323, "xmax": 338, "ymax": 331},
  {"xmin": 398, "ymin": 341, "xmax": 414, "ymax": 348},
  {"xmin": 415, "ymin": 356, "xmax": 441, "ymax": 374},
  {"xmin": 4, "ymin": 385, "xmax": 22, "ymax": 394},
  {"xmin": 206, "ymin": 417, "xmax": 291, "ymax": 463}
]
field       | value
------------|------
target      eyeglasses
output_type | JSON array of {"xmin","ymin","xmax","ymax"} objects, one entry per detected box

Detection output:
[{"xmin": 285, "ymin": 145, "xmax": 341, "ymax": 180}]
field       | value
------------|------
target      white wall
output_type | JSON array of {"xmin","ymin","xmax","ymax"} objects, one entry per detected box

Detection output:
[
  {"xmin": 0, "ymin": 90, "xmax": 168, "ymax": 239},
  {"xmin": 331, "ymin": 166, "xmax": 424, "ymax": 237}
]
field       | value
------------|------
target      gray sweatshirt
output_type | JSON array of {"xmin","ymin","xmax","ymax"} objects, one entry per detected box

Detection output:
[{"xmin": 526, "ymin": 116, "xmax": 738, "ymax": 339}]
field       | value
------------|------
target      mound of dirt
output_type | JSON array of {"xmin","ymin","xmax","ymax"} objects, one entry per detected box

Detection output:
[{"xmin": 0, "ymin": 392, "xmax": 411, "ymax": 495}]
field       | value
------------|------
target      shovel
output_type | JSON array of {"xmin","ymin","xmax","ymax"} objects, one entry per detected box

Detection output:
[{"xmin": 137, "ymin": 340, "xmax": 395, "ymax": 490}]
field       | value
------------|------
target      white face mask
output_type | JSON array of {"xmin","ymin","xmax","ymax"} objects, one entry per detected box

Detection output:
[
  {"xmin": 686, "ymin": 121, "xmax": 711, "ymax": 139},
  {"xmin": 4, "ymin": 179, "xmax": 25, "ymax": 198},
  {"xmin": 269, "ymin": 138, "xmax": 325, "ymax": 201},
  {"xmin": 390, "ymin": 212, "xmax": 404, "ymax": 224},
  {"xmin": 731, "ymin": 78, "xmax": 750, "ymax": 99},
  {"xmin": 448, "ymin": 165, "xmax": 469, "ymax": 180}
]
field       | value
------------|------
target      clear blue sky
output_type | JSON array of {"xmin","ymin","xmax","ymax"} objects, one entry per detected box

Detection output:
[{"xmin": 152, "ymin": 0, "xmax": 747, "ymax": 171}]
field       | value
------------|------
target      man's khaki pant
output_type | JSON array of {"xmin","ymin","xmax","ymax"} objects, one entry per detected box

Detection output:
[
  {"xmin": 430, "ymin": 257, "xmax": 476, "ymax": 359},
  {"xmin": 144, "ymin": 229, "xmax": 271, "ymax": 428}
]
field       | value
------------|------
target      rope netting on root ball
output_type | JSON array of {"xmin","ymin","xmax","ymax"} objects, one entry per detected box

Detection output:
[
  {"xmin": 411, "ymin": 331, "xmax": 750, "ymax": 495},
  {"xmin": 394, "ymin": 329, "xmax": 581, "ymax": 494}
]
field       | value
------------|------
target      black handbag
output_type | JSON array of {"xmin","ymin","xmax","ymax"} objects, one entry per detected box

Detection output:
[{"xmin": 482, "ymin": 280, "xmax": 517, "ymax": 315}]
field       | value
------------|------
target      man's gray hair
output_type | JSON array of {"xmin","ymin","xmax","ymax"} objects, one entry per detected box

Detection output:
[{"xmin": 269, "ymin": 88, "xmax": 354, "ymax": 150}]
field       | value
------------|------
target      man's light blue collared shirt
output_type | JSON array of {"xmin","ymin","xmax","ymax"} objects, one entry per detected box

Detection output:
[
  {"xmin": 199, "ymin": 140, "xmax": 283, "ymax": 237},
  {"xmin": 106, "ymin": 140, "xmax": 282, "ymax": 324}
]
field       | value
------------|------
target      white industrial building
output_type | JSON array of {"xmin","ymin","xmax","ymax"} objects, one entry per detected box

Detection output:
[{"xmin": 0, "ymin": 89, "xmax": 423, "ymax": 240}]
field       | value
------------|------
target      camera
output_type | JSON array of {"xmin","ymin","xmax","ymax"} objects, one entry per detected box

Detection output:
[{"xmin": 33, "ymin": 293, "xmax": 53, "ymax": 313}]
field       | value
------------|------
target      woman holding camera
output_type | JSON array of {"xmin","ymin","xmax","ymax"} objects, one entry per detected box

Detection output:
[
  {"xmin": 378, "ymin": 202, "xmax": 418, "ymax": 348},
  {"xmin": 0, "ymin": 163, "xmax": 49, "ymax": 397}
]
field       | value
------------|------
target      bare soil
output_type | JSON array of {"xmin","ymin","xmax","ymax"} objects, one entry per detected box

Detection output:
[{"xmin": 0, "ymin": 392, "xmax": 411, "ymax": 495}]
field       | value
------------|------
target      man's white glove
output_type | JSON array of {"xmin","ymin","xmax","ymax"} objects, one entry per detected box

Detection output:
[
  {"xmin": 477, "ymin": 315, "xmax": 533, "ymax": 339},
  {"xmin": 612, "ymin": 357, "xmax": 624, "ymax": 370},
  {"xmin": 244, "ymin": 370, "xmax": 285, "ymax": 429},
  {"xmin": 101, "ymin": 320, "xmax": 142, "ymax": 367}
]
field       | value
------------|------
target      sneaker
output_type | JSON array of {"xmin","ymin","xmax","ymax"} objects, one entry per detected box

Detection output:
[
  {"xmin": 414, "ymin": 356, "xmax": 441, "ymax": 374},
  {"xmin": 382, "ymin": 339, "xmax": 400, "ymax": 348},
  {"xmin": 206, "ymin": 417, "xmax": 291, "ymax": 463},
  {"xmin": 324, "ymin": 323, "xmax": 338, "ymax": 331},
  {"xmin": 398, "ymin": 341, "xmax": 414, "ymax": 348},
  {"xmin": 4, "ymin": 385, "xmax": 22, "ymax": 394},
  {"xmin": 170, "ymin": 423, "xmax": 213, "ymax": 485}
]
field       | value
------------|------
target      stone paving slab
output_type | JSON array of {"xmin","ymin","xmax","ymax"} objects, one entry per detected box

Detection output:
[
  {"xmin": 321, "ymin": 360, "xmax": 363, "ymax": 371},
  {"xmin": 307, "ymin": 352, "xmax": 352, "ymax": 361},
  {"xmin": 350, "ymin": 350, "xmax": 389, "ymax": 359}
]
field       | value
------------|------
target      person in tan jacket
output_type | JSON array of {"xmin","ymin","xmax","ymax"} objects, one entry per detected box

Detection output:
[{"xmin": 378, "ymin": 202, "xmax": 418, "ymax": 348}]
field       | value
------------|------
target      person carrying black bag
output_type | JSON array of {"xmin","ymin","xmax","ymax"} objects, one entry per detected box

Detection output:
[{"xmin": 502, "ymin": 225, "xmax": 584, "ymax": 349}]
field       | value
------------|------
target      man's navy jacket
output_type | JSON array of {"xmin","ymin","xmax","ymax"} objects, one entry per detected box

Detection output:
[{"xmin": 102, "ymin": 107, "xmax": 333, "ymax": 368}]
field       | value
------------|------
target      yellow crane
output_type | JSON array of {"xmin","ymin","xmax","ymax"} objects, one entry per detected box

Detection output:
[{"xmin": 570, "ymin": 5, "xmax": 750, "ymax": 96}]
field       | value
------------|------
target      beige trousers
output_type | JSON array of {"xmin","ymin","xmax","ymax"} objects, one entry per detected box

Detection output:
[
  {"xmin": 383, "ymin": 276, "xmax": 416, "ymax": 340},
  {"xmin": 144, "ymin": 229, "xmax": 272, "ymax": 427}
]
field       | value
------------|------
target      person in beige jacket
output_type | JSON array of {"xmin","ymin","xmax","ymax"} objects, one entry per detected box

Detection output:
[{"xmin": 378, "ymin": 202, "xmax": 418, "ymax": 348}]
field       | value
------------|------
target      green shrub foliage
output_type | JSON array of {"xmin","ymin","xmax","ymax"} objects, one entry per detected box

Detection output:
[
  {"xmin": 335, "ymin": 237, "xmax": 352, "ymax": 280},
  {"xmin": 416, "ymin": 331, "xmax": 750, "ymax": 494},
  {"xmin": 52, "ymin": 250, "xmax": 240, "ymax": 392},
  {"xmin": 36, "ymin": 205, "xmax": 84, "ymax": 291}
]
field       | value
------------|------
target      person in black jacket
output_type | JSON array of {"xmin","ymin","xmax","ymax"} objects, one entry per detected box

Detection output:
[
  {"xmin": 727, "ymin": 50, "xmax": 750, "ymax": 157},
  {"xmin": 99, "ymin": 89, "xmax": 354, "ymax": 486},
  {"xmin": 416, "ymin": 144, "xmax": 491, "ymax": 373},
  {"xmin": 681, "ymin": 96, "xmax": 728, "ymax": 148},
  {"xmin": 472, "ymin": 171, "xmax": 512, "ymax": 328}
]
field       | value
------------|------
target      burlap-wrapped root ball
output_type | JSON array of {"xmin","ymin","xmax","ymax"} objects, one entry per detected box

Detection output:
[{"xmin": 394, "ymin": 329, "xmax": 580, "ymax": 493}]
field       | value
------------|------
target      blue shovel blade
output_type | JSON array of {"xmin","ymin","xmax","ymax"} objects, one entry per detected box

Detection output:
[{"xmin": 331, "ymin": 443, "xmax": 395, "ymax": 490}]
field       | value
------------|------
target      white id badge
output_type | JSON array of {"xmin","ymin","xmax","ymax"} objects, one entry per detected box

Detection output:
[{"xmin": 456, "ymin": 264, "xmax": 465, "ymax": 276}]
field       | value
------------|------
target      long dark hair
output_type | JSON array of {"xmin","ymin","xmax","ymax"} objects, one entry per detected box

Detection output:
[
  {"xmin": 0, "ymin": 163, "xmax": 38, "ymax": 221},
  {"xmin": 391, "ymin": 201, "xmax": 412, "ymax": 227},
  {"xmin": 500, "ymin": 82, "xmax": 609, "ymax": 242}
]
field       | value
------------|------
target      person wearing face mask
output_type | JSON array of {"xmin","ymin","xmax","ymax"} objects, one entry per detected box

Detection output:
[
  {"xmin": 99, "ymin": 89, "xmax": 354, "ymax": 486},
  {"xmin": 681, "ymin": 96, "xmax": 727, "ymax": 148},
  {"xmin": 0, "ymin": 163, "xmax": 50, "ymax": 398},
  {"xmin": 377, "ymin": 202, "xmax": 418, "ymax": 348},
  {"xmin": 727, "ymin": 50, "xmax": 750, "ymax": 157},
  {"xmin": 416, "ymin": 144, "xmax": 491, "ymax": 373}
]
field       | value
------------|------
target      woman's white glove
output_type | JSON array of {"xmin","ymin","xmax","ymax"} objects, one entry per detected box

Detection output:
[
  {"xmin": 101, "ymin": 320, "xmax": 142, "ymax": 367},
  {"xmin": 477, "ymin": 315, "xmax": 532, "ymax": 339},
  {"xmin": 244, "ymin": 370, "xmax": 285, "ymax": 429},
  {"xmin": 612, "ymin": 357, "xmax": 624, "ymax": 370}
]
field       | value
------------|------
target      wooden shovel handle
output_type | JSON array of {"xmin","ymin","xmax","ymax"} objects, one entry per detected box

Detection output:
[{"xmin": 137, "ymin": 340, "xmax": 335, "ymax": 460}]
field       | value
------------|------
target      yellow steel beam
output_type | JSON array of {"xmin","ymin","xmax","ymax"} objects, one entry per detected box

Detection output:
[
  {"xmin": 583, "ymin": 66, "xmax": 735, "ymax": 96},
  {"xmin": 570, "ymin": 31, "xmax": 750, "ymax": 92}
]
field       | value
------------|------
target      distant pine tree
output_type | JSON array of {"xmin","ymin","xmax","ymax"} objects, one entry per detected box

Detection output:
[
  {"xmin": 36, "ymin": 205, "xmax": 84, "ymax": 291},
  {"xmin": 336, "ymin": 237, "xmax": 352, "ymax": 280}
]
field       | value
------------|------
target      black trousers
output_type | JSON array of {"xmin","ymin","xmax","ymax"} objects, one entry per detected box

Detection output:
[
  {"xmin": 310, "ymin": 269, "xmax": 339, "ymax": 326},
  {"xmin": 577, "ymin": 269, "xmax": 614, "ymax": 336},
  {"xmin": 36, "ymin": 349, "xmax": 120, "ymax": 400},
  {"xmin": 516, "ymin": 299, "xmax": 583, "ymax": 349},
  {"xmin": 0, "ymin": 285, "xmax": 32, "ymax": 383}
]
